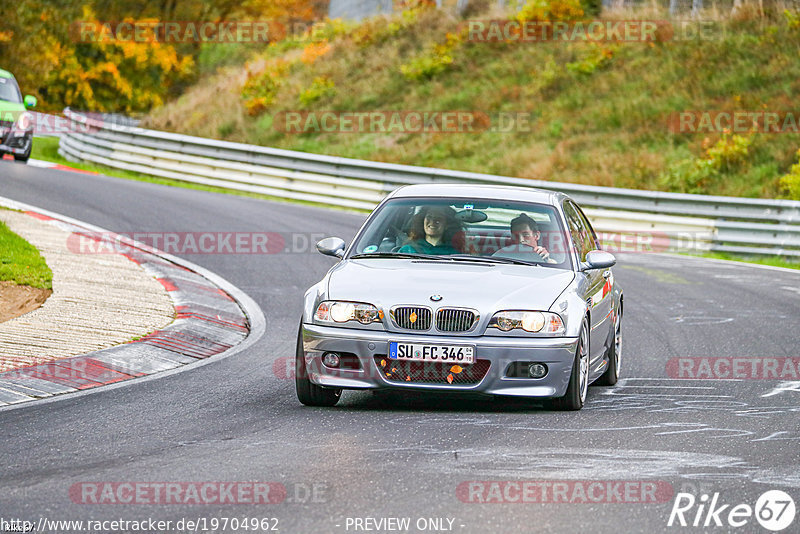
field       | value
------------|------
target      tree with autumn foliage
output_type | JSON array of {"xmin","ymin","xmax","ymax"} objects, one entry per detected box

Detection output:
[
  {"xmin": 41, "ymin": 6, "xmax": 194, "ymax": 114},
  {"xmin": 0, "ymin": 0, "xmax": 319, "ymax": 113}
]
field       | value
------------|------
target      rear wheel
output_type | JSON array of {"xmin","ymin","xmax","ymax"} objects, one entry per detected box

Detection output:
[
  {"xmin": 549, "ymin": 319, "xmax": 589, "ymax": 411},
  {"xmin": 295, "ymin": 323, "xmax": 341, "ymax": 407},
  {"xmin": 596, "ymin": 306, "xmax": 622, "ymax": 386}
]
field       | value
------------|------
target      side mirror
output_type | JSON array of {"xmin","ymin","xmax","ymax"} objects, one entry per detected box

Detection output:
[
  {"xmin": 581, "ymin": 250, "xmax": 616, "ymax": 271},
  {"xmin": 316, "ymin": 237, "xmax": 346, "ymax": 259},
  {"xmin": 23, "ymin": 95, "xmax": 37, "ymax": 109}
]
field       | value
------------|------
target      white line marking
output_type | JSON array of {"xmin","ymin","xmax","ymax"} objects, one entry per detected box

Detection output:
[
  {"xmin": 602, "ymin": 392, "xmax": 733, "ymax": 398},
  {"xmin": 614, "ymin": 385, "xmax": 717, "ymax": 389},
  {"xmin": 27, "ymin": 159, "xmax": 57, "ymax": 168},
  {"xmin": 621, "ymin": 377, "xmax": 745, "ymax": 382},
  {"xmin": 762, "ymin": 381, "xmax": 800, "ymax": 397}
]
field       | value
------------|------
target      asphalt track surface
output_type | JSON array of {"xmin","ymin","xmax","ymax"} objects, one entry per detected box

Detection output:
[{"xmin": 2, "ymin": 160, "xmax": 799, "ymax": 534}]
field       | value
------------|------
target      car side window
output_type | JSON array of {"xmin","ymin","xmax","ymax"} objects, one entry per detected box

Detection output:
[
  {"xmin": 563, "ymin": 202, "xmax": 594, "ymax": 262},
  {"xmin": 563, "ymin": 203, "xmax": 583, "ymax": 262},
  {"xmin": 574, "ymin": 204, "xmax": 600, "ymax": 251}
]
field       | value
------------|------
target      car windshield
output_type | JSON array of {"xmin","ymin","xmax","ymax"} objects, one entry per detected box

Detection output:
[
  {"xmin": 349, "ymin": 197, "xmax": 572, "ymax": 269},
  {"xmin": 0, "ymin": 77, "xmax": 22, "ymax": 104}
]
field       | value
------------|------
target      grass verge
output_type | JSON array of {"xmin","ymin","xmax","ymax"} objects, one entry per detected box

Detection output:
[
  {"xmin": 0, "ymin": 216, "xmax": 53, "ymax": 289},
  {"xmin": 697, "ymin": 251, "xmax": 800, "ymax": 270}
]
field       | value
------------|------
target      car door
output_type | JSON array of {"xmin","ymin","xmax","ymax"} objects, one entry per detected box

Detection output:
[{"xmin": 564, "ymin": 201, "xmax": 611, "ymax": 368}]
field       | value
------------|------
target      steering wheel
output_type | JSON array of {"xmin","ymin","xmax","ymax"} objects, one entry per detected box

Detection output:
[{"xmin": 494, "ymin": 243, "xmax": 547, "ymax": 261}]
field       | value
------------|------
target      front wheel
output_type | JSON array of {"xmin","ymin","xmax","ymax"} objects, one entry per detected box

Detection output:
[
  {"xmin": 13, "ymin": 140, "xmax": 31, "ymax": 163},
  {"xmin": 295, "ymin": 323, "xmax": 341, "ymax": 407},
  {"xmin": 549, "ymin": 319, "xmax": 589, "ymax": 411}
]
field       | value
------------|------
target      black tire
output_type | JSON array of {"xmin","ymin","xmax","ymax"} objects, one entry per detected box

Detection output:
[
  {"xmin": 549, "ymin": 319, "xmax": 589, "ymax": 411},
  {"xmin": 295, "ymin": 323, "xmax": 341, "ymax": 407},
  {"xmin": 596, "ymin": 305, "xmax": 622, "ymax": 386},
  {"xmin": 13, "ymin": 140, "xmax": 31, "ymax": 163}
]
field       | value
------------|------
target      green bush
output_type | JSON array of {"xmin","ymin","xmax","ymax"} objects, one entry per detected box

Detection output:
[
  {"xmin": 566, "ymin": 44, "xmax": 615, "ymax": 75},
  {"xmin": 241, "ymin": 60, "xmax": 291, "ymax": 116},
  {"xmin": 706, "ymin": 133, "xmax": 752, "ymax": 172},
  {"xmin": 581, "ymin": 0, "xmax": 602, "ymax": 16},
  {"xmin": 660, "ymin": 135, "xmax": 753, "ymax": 194},
  {"xmin": 299, "ymin": 77, "xmax": 336, "ymax": 106},
  {"xmin": 779, "ymin": 149, "xmax": 800, "ymax": 200},
  {"xmin": 516, "ymin": 0, "xmax": 584, "ymax": 22},
  {"xmin": 400, "ymin": 32, "xmax": 462, "ymax": 81}
]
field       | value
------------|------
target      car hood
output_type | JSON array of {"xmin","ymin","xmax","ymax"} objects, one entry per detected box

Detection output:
[
  {"xmin": 327, "ymin": 259, "xmax": 574, "ymax": 312},
  {"xmin": 0, "ymin": 100, "xmax": 24, "ymax": 122}
]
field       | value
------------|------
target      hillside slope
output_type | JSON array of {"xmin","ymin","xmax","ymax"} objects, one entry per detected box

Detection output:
[{"xmin": 144, "ymin": 3, "xmax": 800, "ymax": 199}]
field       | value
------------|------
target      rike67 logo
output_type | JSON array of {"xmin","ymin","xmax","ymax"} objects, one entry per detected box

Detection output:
[{"xmin": 668, "ymin": 490, "xmax": 795, "ymax": 531}]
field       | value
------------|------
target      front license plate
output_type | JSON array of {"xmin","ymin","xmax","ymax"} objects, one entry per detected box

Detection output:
[{"xmin": 388, "ymin": 342, "xmax": 474, "ymax": 364}]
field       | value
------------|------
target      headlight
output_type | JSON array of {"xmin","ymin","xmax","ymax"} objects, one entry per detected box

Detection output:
[
  {"xmin": 489, "ymin": 311, "xmax": 565, "ymax": 334},
  {"xmin": 315, "ymin": 301, "xmax": 381, "ymax": 325},
  {"xmin": 14, "ymin": 112, "xmax": 33, "ymax": 131}
]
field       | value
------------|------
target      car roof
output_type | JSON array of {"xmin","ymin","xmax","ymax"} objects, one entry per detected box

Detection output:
[
  {"xmin": 387, "ymin": 183, "xmax": 566, "ymax": 206},
  {"xmin": 0, "ymin": 69, "xmax": 14, "ymax": 79}
]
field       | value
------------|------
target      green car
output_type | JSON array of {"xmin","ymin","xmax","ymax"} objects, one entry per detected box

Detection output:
[{"xmin": 0, "ymin": 68, "xmax": 37, "ymax": 163}]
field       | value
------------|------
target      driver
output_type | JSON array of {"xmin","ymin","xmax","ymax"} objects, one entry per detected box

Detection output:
[
  {"xmin": 493, "ymin": 213, "xmax": 556, "ymax": 263},
  {"xmin": 398, "ymin": 206, "xmax": 462, "ymax": 255}
]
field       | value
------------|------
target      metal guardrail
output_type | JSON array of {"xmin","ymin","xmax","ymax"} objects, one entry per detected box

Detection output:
[
  {"xmin": 30, "ymin": 113, "xmax": 62, "ymax": 137},
  {"xmin": 58, "ymin": 108, "xmax": 800, "ymax": 258},
  {"xmin": 31, "ymin": 112, "xmax": 139, "ymax": 138}
]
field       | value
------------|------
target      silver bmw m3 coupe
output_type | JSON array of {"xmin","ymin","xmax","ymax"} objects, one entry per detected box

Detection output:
[{"xmin": 296, "ymin": 183, "xmax": 622, "ymax": 410}]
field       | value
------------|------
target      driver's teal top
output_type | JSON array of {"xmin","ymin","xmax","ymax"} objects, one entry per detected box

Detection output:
[{"xmin": 398, "ymin": 239, "xmax": 459, "ymax": 255}]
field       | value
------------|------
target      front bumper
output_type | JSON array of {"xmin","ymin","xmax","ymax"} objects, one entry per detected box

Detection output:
[
  {"xmin": 301, "ymin": 323, "xmax": 579, "ymax": 398},
  {"xmin": 0, "ymin": 130, "xmax": 32, "ymax": 155}
]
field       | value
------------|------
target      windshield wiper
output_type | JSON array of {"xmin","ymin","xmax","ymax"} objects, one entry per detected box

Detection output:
[
  {"xmin": 351, "ymin": 252, "xmax": 433, "ymax": 260},
  {"xmin": 445, "ymin": 254, "xmax": 540, "ymax": 266},
  {"xmin": 350, "ymin": 252, "xmax": 550, "ymax": 267}
]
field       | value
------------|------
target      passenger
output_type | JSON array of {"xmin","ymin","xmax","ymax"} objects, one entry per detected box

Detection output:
[
  {"xmin": 398, "ymin": 206, "xmax": 462, "ymax": 255},
  {"xmin": 493, "ymin": 213, "xmax": 556, "ymax": 263}
]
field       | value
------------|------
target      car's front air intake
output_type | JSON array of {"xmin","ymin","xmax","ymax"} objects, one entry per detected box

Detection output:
[
  {"xmin": 391, "ymin": 306, "xmax": 432, "ymax": 330},
  {"xmin": 436, "ymin": 308, "xmax": 477, "ymax": 332}
]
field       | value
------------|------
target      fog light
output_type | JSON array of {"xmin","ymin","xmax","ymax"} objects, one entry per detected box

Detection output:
[
  {"xmin": 528, "ymin": 363, "xmax": 547, "ymax": 378},
  {"xmin": 322, "ymin": 352, "xmax": 341, "ymax": 368}
]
